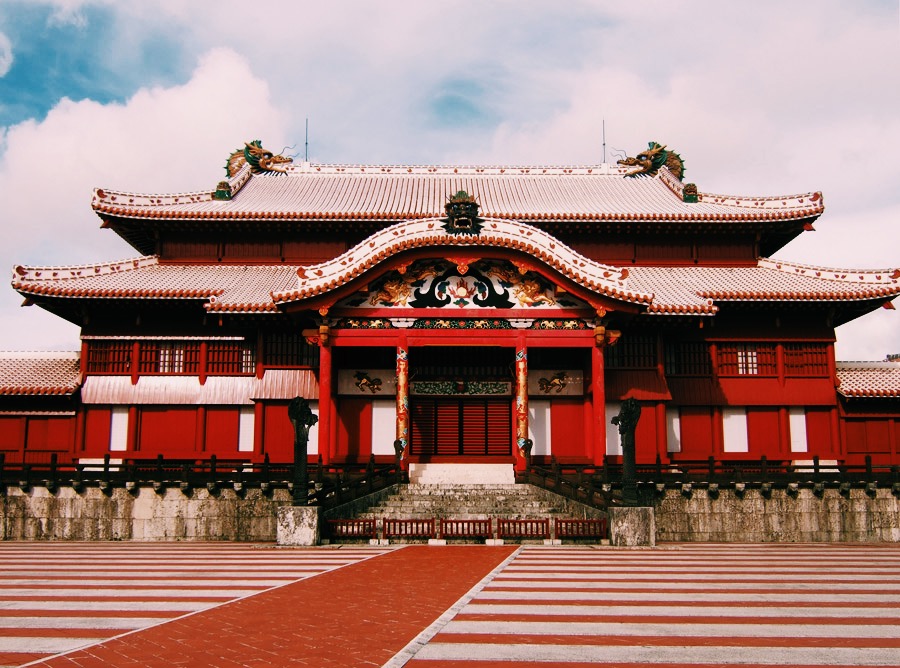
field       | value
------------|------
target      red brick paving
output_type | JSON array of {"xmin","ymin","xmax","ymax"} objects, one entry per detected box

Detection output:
[{"xmin": 25, "ymin": 546, "xmax": 516, "ymax": 668}]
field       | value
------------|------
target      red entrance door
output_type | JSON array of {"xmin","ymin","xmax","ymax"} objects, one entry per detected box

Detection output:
[{"xmin": 410, "ymin": 398, "xmax": 511, "ymax": 456}]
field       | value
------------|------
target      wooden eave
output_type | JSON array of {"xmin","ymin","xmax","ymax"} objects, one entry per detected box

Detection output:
[{"xmin": 97, "ymin": 212, "xmax": 821, "ymax": 258}]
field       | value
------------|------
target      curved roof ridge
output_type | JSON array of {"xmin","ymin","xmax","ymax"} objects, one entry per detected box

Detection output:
[
  {"xmin": 272, "ymin": 217, "xmax": 653, "ymax": 306},
  {"xmin": 759, "ymin": 258, "xmax": 900, "ymax": 284},
  {"xmin": 289, "ymin": 162, "xmax": 631, "ymax": 175},
  {"xmin": 14, "ymin": 256, "xmax": 160, "ymax": 283},
  {"xmin": 698, "ymin": 189, "xmax": 823, "ymax": 212}
]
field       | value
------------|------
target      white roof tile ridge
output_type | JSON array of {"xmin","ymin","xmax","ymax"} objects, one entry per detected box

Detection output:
[
  {"xmin": 288, "ymin": 162, "xmax": 631, "ymax": 176},
  {"xmin": 13, "ymin": 256, "xmax": 160, "ymax": 283},
  {"xmin": 759, "ymin": 258, "xmax": 900, "ymax": 283},
  {"xmin": 837, "ymin": 360, "xmax": 900, "ymax": 369},
  {"xmin": 0, "ymin": 351, "xmax": 79, "ymax": 359},
  {"xmin": 698, "ymin": 188, "xmax": 823, "ymax": 210}
]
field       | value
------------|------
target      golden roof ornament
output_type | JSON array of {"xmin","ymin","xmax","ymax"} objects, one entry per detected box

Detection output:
[
  {"xmin": 225, "ymin": 140, "xmax": 293, "ymax": 177},
  {"xmin": 618, "ymin": 141, "xmax": 685, "ymax": 180}
]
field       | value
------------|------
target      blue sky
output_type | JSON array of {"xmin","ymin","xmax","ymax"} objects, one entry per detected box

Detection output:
[{"xmin": 0, "ymin": 0, "xmax": 897, "ymax": 358}]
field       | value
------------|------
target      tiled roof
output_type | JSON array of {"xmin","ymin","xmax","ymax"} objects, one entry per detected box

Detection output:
[
  {"xmin": 836, "ymin": 361, "xmax": 900, "ymax": 398},
  {"xmin": 272, "ymin": 218, "xmax": 651, "ymax": 307},
  {"xmin": 13, "ymin": 244, "xmax": 898, "ymax": 317},
  {"xmin": 91, "ymin": 163, "xmax": 824, "ymax": 224},
  {"xmin": 13, "ymin": 257, "xmax": 299, "ymax": 313},
  {"xmin": 629, "ymin": 261, "xmax": 900, "ymax": 315},
  {"xmin": 0, "ymin": 352, "xmax": 81, "ymax": 396}
]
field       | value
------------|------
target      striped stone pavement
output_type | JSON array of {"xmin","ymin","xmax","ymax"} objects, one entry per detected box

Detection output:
[
  {"xmin": 0, "ymin": 542, "xmax": 393, "ymax": 667},
  {"xmin": 405, "ymin": 543, "xmax": 900, "ymax": 667}
]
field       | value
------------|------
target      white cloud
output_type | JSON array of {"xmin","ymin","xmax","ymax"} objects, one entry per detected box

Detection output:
[
  {"xmin": 0, "ymin": 47, "xmax": 287, "ymax": 350},
  {"xmin": 0, "ymin": 32, "xmax": 12, "ymax": 78},
  {"xmin": 1, "ymin": 2, "xmax": 897, "ymax": 360}
]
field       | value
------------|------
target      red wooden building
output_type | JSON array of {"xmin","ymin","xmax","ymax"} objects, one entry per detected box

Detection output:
[{"xmin": 4, "ymin": 141, "xmax": 899, "ymax": 476}]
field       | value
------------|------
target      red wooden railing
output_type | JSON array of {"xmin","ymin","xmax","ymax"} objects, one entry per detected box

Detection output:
[
  {"xmin": 498, "ymin": 518, "xmax": 550, "ymax": 540},
  {"xmin": 556, "ymin": 518, "xmax": 608, "ymax": 539},
  {"xmin": 326, "ymin": 519, "xmax": 376, "ymax": 540},
  {"xmin": 383, "ymin": 518, "xmax": 436, "ymax": 539},
  {"xmin": 440, "ymin": 519, "xmax": 492, "ymax": 539}
]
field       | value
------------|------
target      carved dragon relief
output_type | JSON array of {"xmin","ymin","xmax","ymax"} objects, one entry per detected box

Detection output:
[
  {"xmin": 226, "ymin": 140, "xmax": 293, "ymax": 177},
  {"xmin": 618, "ymin": 141, "xmax": 685, "ymax": 179},
  {"xmin": 352, "ymin": 260, "xmax": 578, "ymax": 310}
]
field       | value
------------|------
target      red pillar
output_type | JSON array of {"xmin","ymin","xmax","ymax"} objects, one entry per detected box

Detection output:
[
  {"xmin": 591, "ymin": 343, "xmax": 607, "ymax": 466},
  {"xmin": 253, "ymin": 401, "xmax": 264, "ymax": 459},
  {"xmin": 656, "ymin": 402, "xmax": 668, "ymax": 464},
  {"xmin": 127, "ymin": 406, "xmax": 139, "ymax": 453},
  {"xmin": 317, "ymin": 341, "xmax": 333, "ymax": 465},
  {"xmin": 195, "ymin": 406, "xmax": 207, "ymax": 453},
  {"xmin": 778, "ymin": 406, "xmax": 791, "ymax": 457}
]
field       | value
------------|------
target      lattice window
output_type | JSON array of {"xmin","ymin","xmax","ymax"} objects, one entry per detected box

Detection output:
[
  {"xmin": 263, "ymin": 333, "xmax": 320, "ymax": 368},
  {"xmin": 718, "ymin": 343, "xmax": 776, "ymax": 376},
  {"xmin": 664, "ymin": 341, "xmax": 713, "ymax": 376},
  {"xmin": 784, "ymin": 343, "xmax": 829, "ymax": 377},
  {"xmin": 85, "ymin": 341, "xmax": 132, "ymax": 374},
  {"xmin": 606, "ymin": 335, "xmax": 657, "ymax": 369},
  {"xmin": 207, "ymin": 340, "xmax": 255, "ymax": 375},
  {"xmin": 138, "ymin": 342, "xmax": 201, "ymax": 374}
]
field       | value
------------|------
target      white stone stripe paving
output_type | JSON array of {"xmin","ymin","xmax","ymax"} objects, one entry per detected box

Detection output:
[
  {"xmin": 0, "ymin": 617, "xmax": 165, "ymax": 629},
  {"xmin": 441, "ymin": 620, "xmax": 900, "ymax": 638},
  {"xmin": 463, "ymin": 603, "xmax": 900, "ymax": 618},
  {"xmin": 0, "ymin": 579, "xmax": 297, "ymax": 587},
  {"xmin": 0, "ymin": 543, "xmax": 393, "ymax": 666},
  {"xmin": 405, "ymin": 544, "xmax": 900, "ymax": 667},
  {"xmin": 412, "ymin": 643, "xmax": 900, "ymax": 665},
  {"xmin": 0, "ymin": 588, "xmax": 273, "ymax": 598}
]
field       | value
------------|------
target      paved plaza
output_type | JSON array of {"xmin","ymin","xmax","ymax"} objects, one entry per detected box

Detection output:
[{"xmin": 0, "ymin": 541, "xmax": 898, "ymax": 667}]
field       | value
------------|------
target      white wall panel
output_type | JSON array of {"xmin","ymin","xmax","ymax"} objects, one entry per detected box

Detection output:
[
  {"xmin": 722, "ymin": 407, "xmax": 749, "ymax": 453},
  {"xmin": 789, "ymin": 408, "xmax": 808, "ymax": 452},
  {"xmin": 109, "ymin": 406, "xmax": 128, "ymax": 451},
  {"xmin": 605, "ymin": 401, "xmax": 622, "ymax": 456},
  {"xmin": 528, "ymin": 400, "xmax": 551, "ymax": 456},
  {"xmin": 371, "ymin": 400, "xmax": 396, "ymax": 455},
  {"xmin": 237, "ymin": 407, "xmax": 255, "ymax": 452},
  {"xmin": 666, "ymin": 407, "xmax": 682, "ymax": 453}
]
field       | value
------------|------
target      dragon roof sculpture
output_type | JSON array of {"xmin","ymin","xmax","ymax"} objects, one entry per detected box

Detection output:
[
  {"xmin": 618, "ymin": 141, "xmax": 685, "ymax": 180},
  {"xmin": 225, "ymin": 140, "xmax": 293, "ymax": 177}
]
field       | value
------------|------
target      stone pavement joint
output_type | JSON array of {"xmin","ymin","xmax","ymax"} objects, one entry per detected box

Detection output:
[{"xmin": 20, "ymin": 545, "xmax": 517, "ymax": 668}]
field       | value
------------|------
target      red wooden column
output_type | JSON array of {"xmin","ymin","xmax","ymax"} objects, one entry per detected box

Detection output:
[
  {"xmin": 656, "ymin": 402, "xmax": 668, "ymax": 464},
  {"xmin": 396, "ymin": 333, "xmax": 410, "ymax": 463},
  {"xmin": 591, "ymin": 331, "xmax": 607, "ymax": 466},
  {"xmin": 514, "ymin": 333, "xmax": 528, "ymax": 471},
  {"xmin": 317, "ymin": 333, "xmax": 333, "ymax": 465}
]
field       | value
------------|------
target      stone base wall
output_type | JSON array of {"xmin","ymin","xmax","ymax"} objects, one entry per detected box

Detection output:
[
  {"xmin": 1, "ymin": 486, "xmax": 292, "ymax": 541},
  {"xmin": 655, "ymin": 488, "xmax": 900, "ymax": 542},
  {"xmin": 4, "ymin": 484, "xmax": 899, "ymax": 542}
]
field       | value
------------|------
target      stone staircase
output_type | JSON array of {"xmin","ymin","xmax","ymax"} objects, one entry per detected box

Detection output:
[
  {"xmin": 343, "ymin": 483, "xmax": 606, "ymax": 544},
  {"xmin": 360, "ymin": 484, "xmax": 568, "ymax": 521}
]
